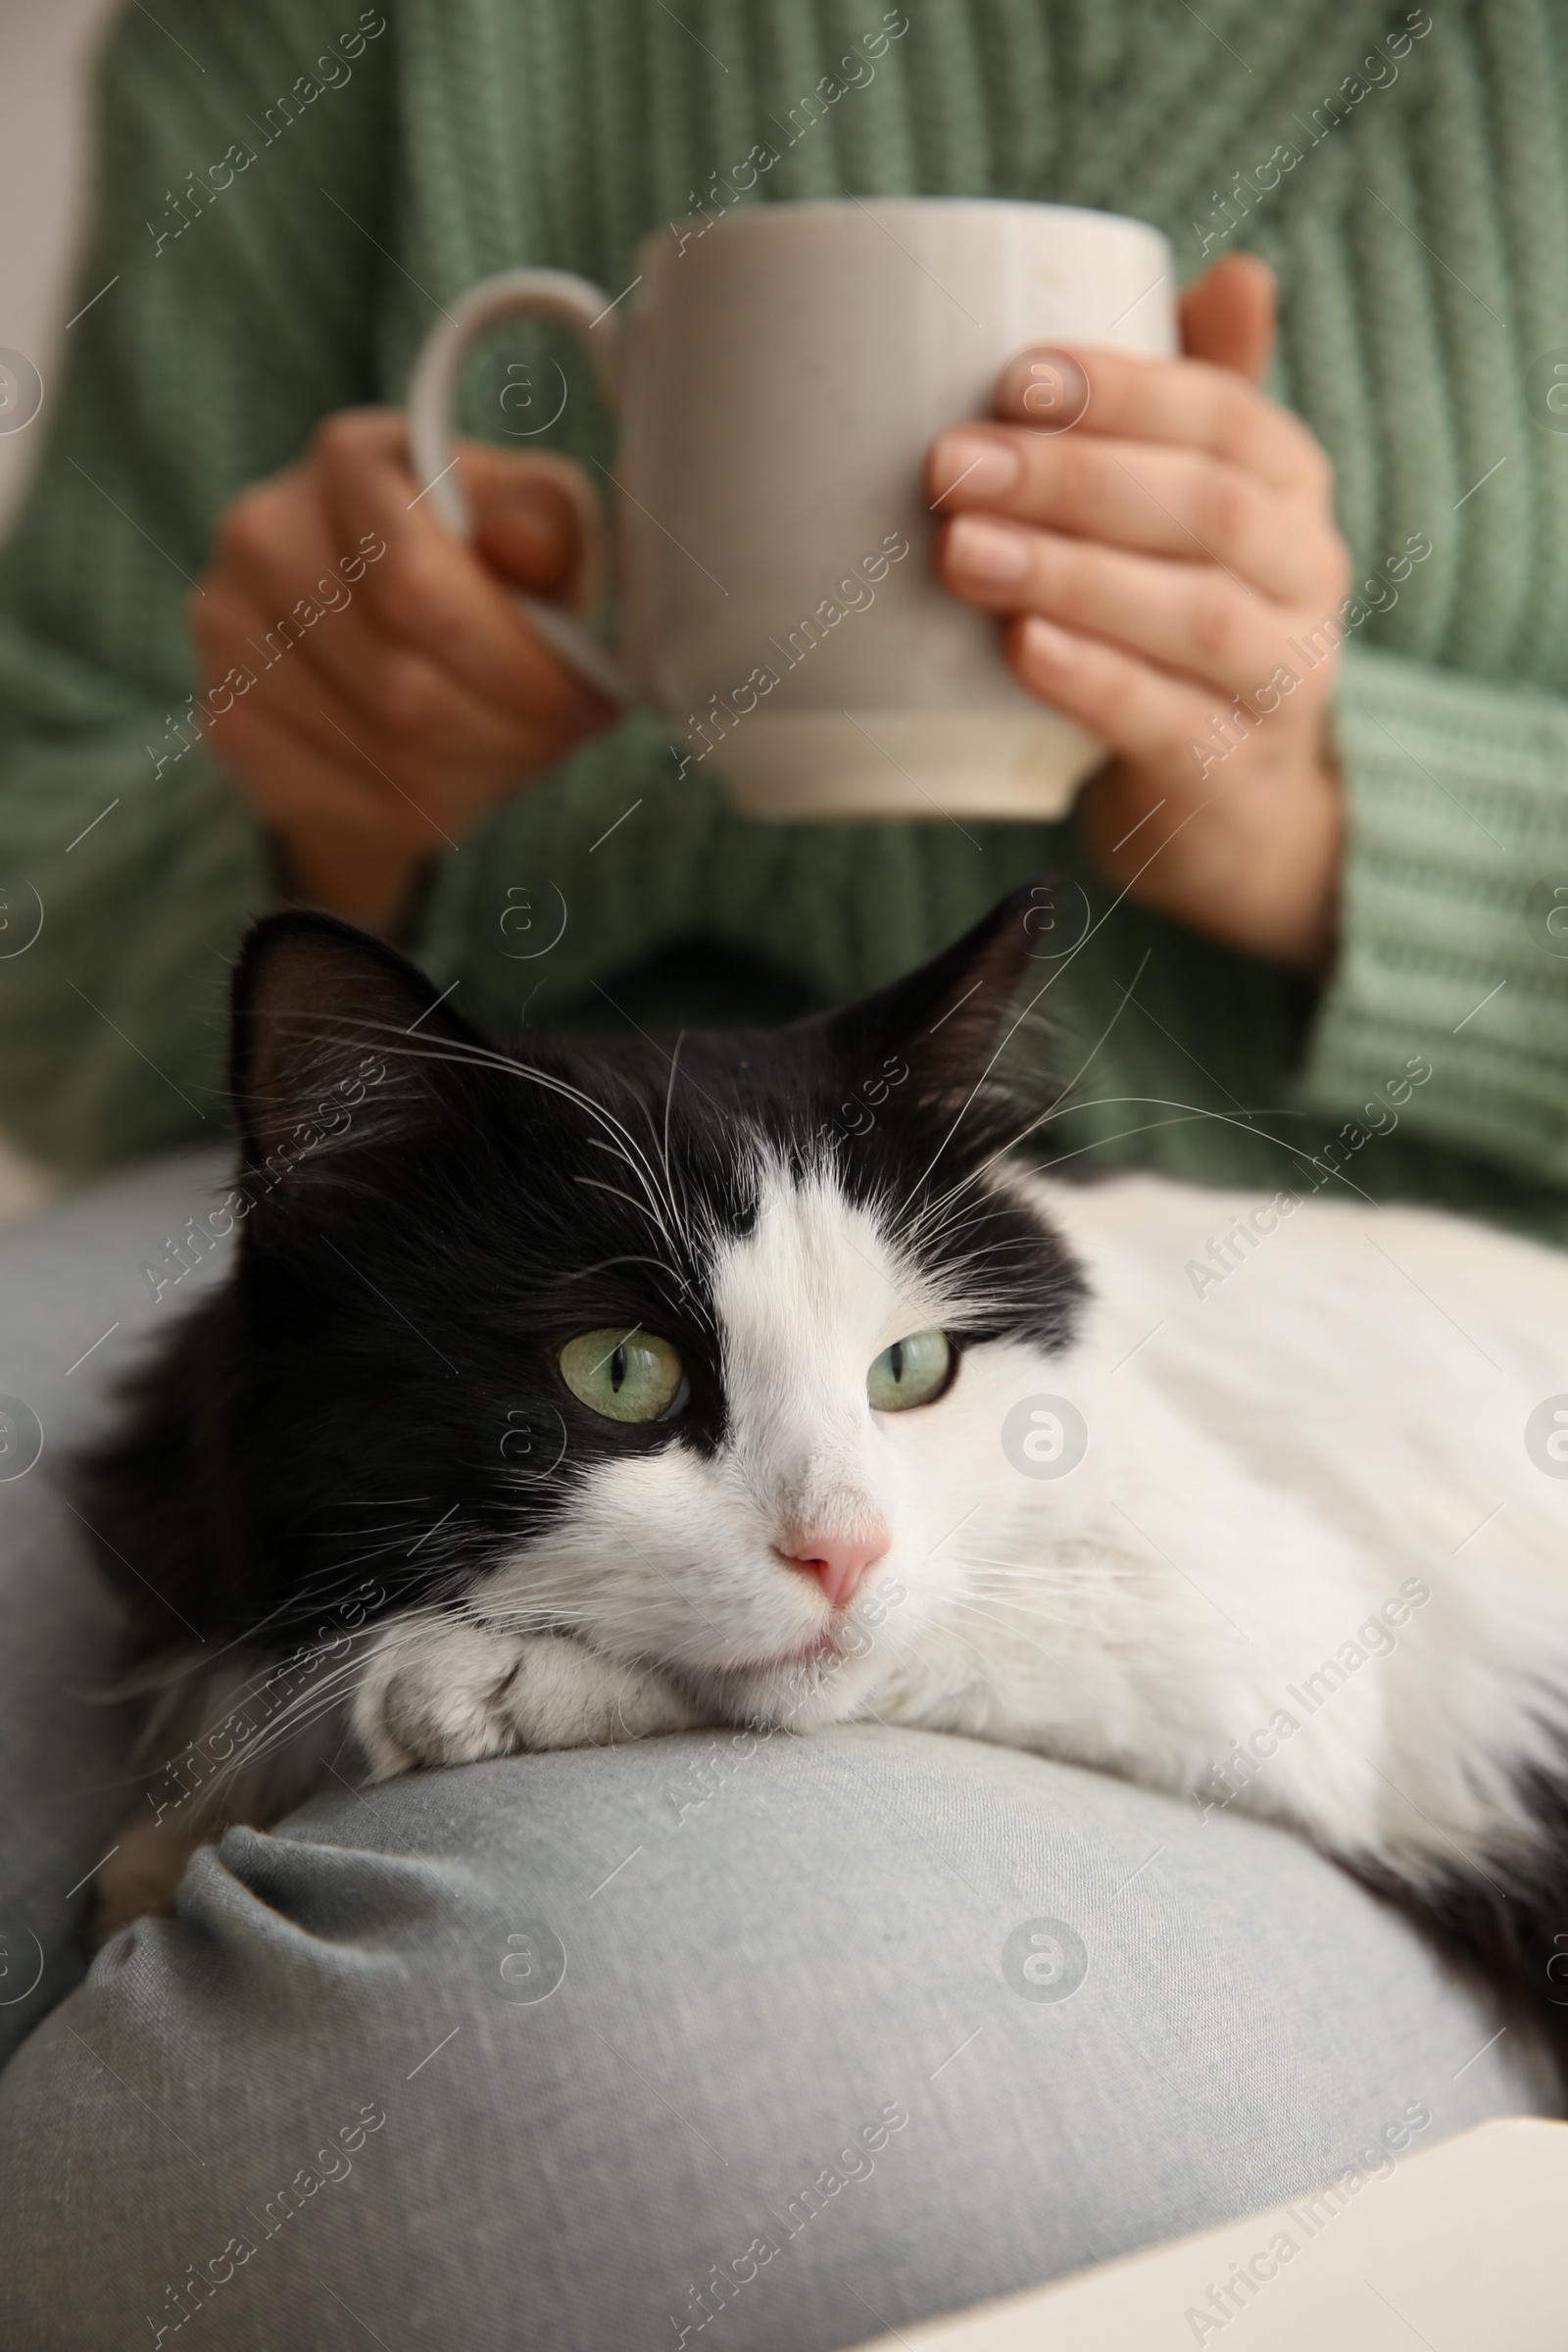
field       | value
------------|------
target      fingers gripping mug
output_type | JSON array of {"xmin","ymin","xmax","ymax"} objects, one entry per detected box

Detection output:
[{"xmin": 409, "ymin": 199, "xmax": 1175, "ymax": 820}]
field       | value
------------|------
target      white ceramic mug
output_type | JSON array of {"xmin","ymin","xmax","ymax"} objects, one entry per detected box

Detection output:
[{"xmin": 409, "ymin": 198, "xmax": 1175, "ymax": 821}]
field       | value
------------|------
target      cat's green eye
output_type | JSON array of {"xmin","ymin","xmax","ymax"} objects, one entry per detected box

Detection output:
[
  {"xmin": 867, "ymin": 1330, "xmax": 953, "ymax": 1412},
  {"xmin": 559, "ymin": 1328, "xmax": 687, "ymax": 1424}
]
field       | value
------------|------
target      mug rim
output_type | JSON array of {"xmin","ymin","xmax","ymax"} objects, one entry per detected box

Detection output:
[{"xmin": 637, "ymin": 194, "xmax": 1171, "ymax": 273}]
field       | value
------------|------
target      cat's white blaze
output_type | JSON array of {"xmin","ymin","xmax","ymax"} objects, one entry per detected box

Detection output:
[
  {"xmin": 378, "ymin": 1164, "xmax": 1568, "ymax": 1894},
  {"xmin": 710, "ymin": 1162, "xmax": 940, "ymax": 1552}
]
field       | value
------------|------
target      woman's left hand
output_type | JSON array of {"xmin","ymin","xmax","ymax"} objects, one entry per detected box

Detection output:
[{"xmin": 925, "ymin": 254, "xmax": 1350, "ymax": 973}]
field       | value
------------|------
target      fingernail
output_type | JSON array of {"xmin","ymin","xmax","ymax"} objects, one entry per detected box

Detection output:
[
  {"xmin": 1021, "ymin": 614, "xmax": 1076, "ymax": 665},
  {"xmin": 930, "ymin": 430, "xmax": 1021, "ymax": 506},
  {"xmin": 1008, "ymin": 349, "xmax": 1090, "ymax": 431},
  {"xmin": 947, "ymin": 514, "xmax": 1034, "ymax": 585}
]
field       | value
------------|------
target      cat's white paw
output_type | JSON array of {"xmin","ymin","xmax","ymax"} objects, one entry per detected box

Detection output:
[{"xmin": 352, "ymin": 1614, "xmax": 698, "ymax": 1780}]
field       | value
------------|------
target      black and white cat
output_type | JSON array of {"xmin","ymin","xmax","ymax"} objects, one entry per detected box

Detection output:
[{"xmin": 80, "ymin": 888, "xmax": 1568, "ymax": 2078}]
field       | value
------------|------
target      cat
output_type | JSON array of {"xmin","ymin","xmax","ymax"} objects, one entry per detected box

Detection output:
[{"xmin": 77, "ymin": 885, "xmax": 1568, "ymax": 2085}]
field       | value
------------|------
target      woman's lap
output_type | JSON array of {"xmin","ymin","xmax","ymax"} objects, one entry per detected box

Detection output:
[{"xmin": 0, "ymin": 1154, "xmax": 1550, "ymax": 2350}]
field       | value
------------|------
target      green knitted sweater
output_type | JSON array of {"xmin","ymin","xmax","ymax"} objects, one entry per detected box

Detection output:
[{"xmin": 2, "ymin": 0, "xmax": 1567, "ymax": 1239}]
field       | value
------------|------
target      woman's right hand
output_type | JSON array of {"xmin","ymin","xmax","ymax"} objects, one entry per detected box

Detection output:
[{"xmin": 190, "ymin": 409, "xmax": 616, "ymax": 933}]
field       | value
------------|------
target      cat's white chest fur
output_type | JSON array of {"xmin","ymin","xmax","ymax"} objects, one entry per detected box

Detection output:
[{"xmin": 356, "ymin": 1165, "xmax": 1568, "ymax": 1901}]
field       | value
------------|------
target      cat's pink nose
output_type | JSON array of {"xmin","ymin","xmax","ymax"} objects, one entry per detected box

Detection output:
[{"xmin": 775, "ymin": 1525, "xmax": 890, "ymax": 1611}]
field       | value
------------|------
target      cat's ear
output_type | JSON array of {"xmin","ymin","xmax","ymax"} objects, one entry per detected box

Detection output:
[
  {"xmin": 827, "ymin": 881, "xmax": 1066, "ymax": 1100},
  {"xmin": 229, "ymin": 910, "xmax": 484, "ymax": 1177}
]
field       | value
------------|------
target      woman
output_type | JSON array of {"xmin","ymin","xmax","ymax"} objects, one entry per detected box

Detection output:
[{"xmin": 0, "ymin": 4, "xmax": 1559, "ymax": 2344}]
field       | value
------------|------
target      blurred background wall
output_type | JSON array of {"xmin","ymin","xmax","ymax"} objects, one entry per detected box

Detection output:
[
  {"xmin": 0, "ymin": 0, "xmax": 122, "ymax": 531},
  {"xmin": 0, "ymin": 0, "xmax": 124, "ymax": 1217}
]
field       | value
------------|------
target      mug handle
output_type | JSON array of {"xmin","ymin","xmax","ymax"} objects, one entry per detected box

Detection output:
[{"xmin": 407, "ymin": 267, "xmax": 631, "ymax": 704}]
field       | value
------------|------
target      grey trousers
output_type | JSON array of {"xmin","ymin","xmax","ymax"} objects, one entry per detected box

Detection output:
[{"xmin": 0, "ymin": 1153, "xmax": 1550, "ymax": 2351}]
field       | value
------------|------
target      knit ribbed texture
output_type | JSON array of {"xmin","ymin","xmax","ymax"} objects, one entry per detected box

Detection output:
[{"xmin": 1, "ymin": 0, "xmax": 1566, "ymax": 1237}]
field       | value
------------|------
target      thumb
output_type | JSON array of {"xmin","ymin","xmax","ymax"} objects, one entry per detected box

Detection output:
[
  {"xmin": 1178, "ymin": 252, "xmax": 1277, "ymax": 384},
  {"xmin": 457, "ymin": 442, "xmax": 605, "ymax": 612}
]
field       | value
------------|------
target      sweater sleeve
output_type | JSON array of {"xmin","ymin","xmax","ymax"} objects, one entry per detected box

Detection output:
[
  {"xmin": 1298, "ymin": 641, "xmax": 1568, "ymax": 1187},
  {"xmin": 0, "ymin": 1, "xmax": 395, "ymax": 1173}
]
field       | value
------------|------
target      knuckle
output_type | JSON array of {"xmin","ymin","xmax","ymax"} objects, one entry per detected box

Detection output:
[
  {"xmin": 1031, "ymin": 531, "xmax": 1077, "ymax": 608},
  {"xmin": 1189, "ymin": 577, "xmax": 1248, "ymax": 667},
  {"xmin": 1295, "ymin": 435, "xmax": 1335, "ymax": 501},
  {"xmin": 1176, "ymin": 692, "xmax": 1225, "ymax": 758},
  {"xmin": 1200, "ymin": 470, "xmax": 1261, "ymax": 555},
  {"xmin": 1316, "ymin": 548, "xmax": 1353, "ymax": 607},
  {"xmin": 1320, "ymin": 533, "xmax": 1353, "ymax": 604},
  {"xmin": 216, "ymin": 488, "xmax": 277, "ymax": 568},
  {"xmin": 378, "ymin": 545, "xmax": 450, "ymax": 631},
  {"xmin": 1295, "ymin": 512, "xmax": 1351, "ymax": 609},
  {"xmin": 1047, "ymin": 445, "xmax": 1102, "ymax": 535},
  {"xmin": 311, "ymin": 409, "xmax": 373, "ymax": 470},
  {"xmin": 1209, "ymin": 377, "xmax": 1256, "ymax": 453},
  {"xmin": 376, "ymin": 652, "xmax": 447, "ymax": 738}
]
